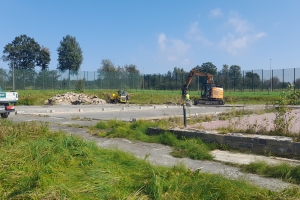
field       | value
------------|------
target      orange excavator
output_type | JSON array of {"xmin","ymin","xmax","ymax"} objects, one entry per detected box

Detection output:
[{"xmin": 182, "ymin": 68, "xmax": 225, "ymax": 105}]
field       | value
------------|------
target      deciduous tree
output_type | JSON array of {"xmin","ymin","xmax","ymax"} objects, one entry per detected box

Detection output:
[
  {"xmin": 36, "ymin": 46, "xmax": 51, "ymax": 71},
  {"xmin": 229, "ymin": 65, "xmax": 242, "ymax": 90},
  {"xmin": 194, "ymin": 62, "xmax": 217, "ymax": 75},
  {"xmin": 57, "ymin": 35, "xmax": 83, "ymax": 75},
  {"xmin": 2, "ymin": 34, "xmax": 41, "ymax": 70}
]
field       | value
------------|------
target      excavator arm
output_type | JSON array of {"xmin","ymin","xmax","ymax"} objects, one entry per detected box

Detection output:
[{"xmin": 181, "ymin": 68, "xmax": 213, "ymax": 98}]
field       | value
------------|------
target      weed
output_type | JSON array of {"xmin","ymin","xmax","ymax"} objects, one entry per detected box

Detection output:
[
  {"xmin": 272, "ymin": 85, "xmax": 295, "ymax": 135},
  {"xmin": 242, "ymin": 160, "xmax": 300, "ymax": 184},
  {"xmin": 71, "ymin": 115, "xmax": 80, "ymax": 120}
]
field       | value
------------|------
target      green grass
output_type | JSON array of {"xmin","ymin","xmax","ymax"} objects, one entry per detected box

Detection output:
[
  {"xmin": 242, "ymin": 161, "xmax": 300, "ymax": 184},
  {"xmin": 1, "ymin": 119, "xmax": 300, "ymax": 199},
  {"xmin": 14, "ymin": 88, "xmax": 289, "ymax": 105}
]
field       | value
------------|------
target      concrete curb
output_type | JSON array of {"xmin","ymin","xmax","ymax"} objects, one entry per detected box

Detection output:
[{"xmin": 16, "ymin": 104, "xmax": 181, "ymax": 114}]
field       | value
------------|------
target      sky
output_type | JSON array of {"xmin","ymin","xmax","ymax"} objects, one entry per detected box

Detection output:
[{"xmin": 1, "ymin": 0, "xmax": 300, "ymax": 75}]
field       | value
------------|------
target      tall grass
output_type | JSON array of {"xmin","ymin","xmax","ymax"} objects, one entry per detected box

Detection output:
[
  {"xmin": 1, "ymin": 119, "xmax": 299, "ymax": 199},
  {"xmin": 242, "ymin": 161, "xmax": 300, "ymax": 184}
]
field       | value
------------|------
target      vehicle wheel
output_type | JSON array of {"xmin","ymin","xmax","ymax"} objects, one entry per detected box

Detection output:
[{"xmin": 1, "ymin": 113, "xmax": 9, "ymax": 118}]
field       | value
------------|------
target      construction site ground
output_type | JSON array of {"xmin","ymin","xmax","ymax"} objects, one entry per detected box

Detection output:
[{"xmin": 8, "ymin": 104, "xmax": 300, "ymax": 191}]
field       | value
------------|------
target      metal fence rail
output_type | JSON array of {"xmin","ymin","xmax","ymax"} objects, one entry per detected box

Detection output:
[{"xmin": 0, "ymin": 68, "xmax": 299, "ymax": 92}]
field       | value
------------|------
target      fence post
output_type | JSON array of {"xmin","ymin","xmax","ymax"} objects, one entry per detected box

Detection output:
[
  {"xmin": 242, "ymin": 70, "xmax": 244, "ymax": 92},
  {"xmin": 294, "ymin": 68, "xmax": 296, "ymax": 91},
  {"xmin": 261, "ymin": 69, "xmax": 263, "ymax": 91},
  {"xmin": 283, "ymin": 69, "xmax": 284, "ymax": 89},
  {"xmin": 272, "ymin": 70, "xmax": 273, "ymax": 91},
  {"xmin": 183, "ymin": 104, "xmax": 187, "ymax": 127}
]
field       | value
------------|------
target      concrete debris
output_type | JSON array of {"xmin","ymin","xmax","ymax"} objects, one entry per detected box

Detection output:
[{"xmin": 45, "ymin": 92, "xmax": 107, "ymax": 105}]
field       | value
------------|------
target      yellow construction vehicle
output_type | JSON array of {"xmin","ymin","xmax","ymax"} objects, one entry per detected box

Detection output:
[
  {"xmin": 110, "ymin": 90, "xmax": 130, "ymax": 103},
  {"xmin": 182, "ymin": 68, "xmax": 225, "ymax": 105}
]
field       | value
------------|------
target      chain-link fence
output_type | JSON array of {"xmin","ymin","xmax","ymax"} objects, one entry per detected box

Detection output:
[{"xmin": 0, "ymin": 68, "xmax": 299, "ymax": 92}]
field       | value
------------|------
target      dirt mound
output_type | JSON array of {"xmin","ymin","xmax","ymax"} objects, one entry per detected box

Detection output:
[{"xmin": 45, "ymin": 92, "xmax": 107, "ymax": 105}]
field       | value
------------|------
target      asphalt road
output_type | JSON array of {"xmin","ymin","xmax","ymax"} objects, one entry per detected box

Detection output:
[{"xmin": 13, "ymin": 103, "xmax": 254, "ymax": 123}]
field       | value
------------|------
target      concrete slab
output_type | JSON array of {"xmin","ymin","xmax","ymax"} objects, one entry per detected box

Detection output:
[{"xmin": 212, "ymin": 149, "xmax": 300, "ymax": 165}]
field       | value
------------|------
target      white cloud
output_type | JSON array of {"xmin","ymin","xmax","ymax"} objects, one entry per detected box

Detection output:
[
  {"xmin": 218, "ymin": 13, "xmax": 266, "ymax": 54},
  {"xmin": 210, "ymin": 8, "xmax": 222, "ymax": 18},
  {"xmin": 186, "ymin": 22, "xmax": 212, "ymax": 46},
  {"xmin": 227, "ymin": 17, "xmax": 250, "ymax": 34},
  {"xmin": 157, "ymin": 33, "xmax": 191, "ymax": 65},
  {"xmin": 219, "ymin": 34, "xmax": 249, "ymax": 54},
  {"xmin": 255, "ymin": 32, "xmax": 267, "ymax": 39},
  {"xmin": 158, "ymin": 33, "xmax": 166, "ymax": 50},
  {"xmin": 218, "ymin": 32, "xmax": 266, "ymax": 55}
]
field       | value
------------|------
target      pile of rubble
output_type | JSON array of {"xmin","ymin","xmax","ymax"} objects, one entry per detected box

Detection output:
[{"xmin": 45, "ymin": 92, "xmax": 107, "ymax": 105}]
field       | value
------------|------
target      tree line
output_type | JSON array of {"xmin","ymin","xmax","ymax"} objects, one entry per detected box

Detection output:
[{"xmin": 0, "ymin": 34, "xmax": 296, "ymax": 91}]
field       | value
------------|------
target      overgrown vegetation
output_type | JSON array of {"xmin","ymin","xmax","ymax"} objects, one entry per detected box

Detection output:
[
  {"xmin": 2, "ymin": 120, "xmax": 299, "ymax": 199},
  {"xmin": 91, "ymin": 119, "xmax": 214, "ymax": 160},
  {"xmin": 242, "ymin": 161, "xmax": 300, "ymax": 184}
]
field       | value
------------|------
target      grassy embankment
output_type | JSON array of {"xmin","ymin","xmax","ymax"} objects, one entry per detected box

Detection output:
[
  {"xmin": 1, "ymin": 119, "xmax": 300, "ymax": 199},
  {"xmin": 16, "ymin": 89, "xmax": 282, "ymax": 105}
]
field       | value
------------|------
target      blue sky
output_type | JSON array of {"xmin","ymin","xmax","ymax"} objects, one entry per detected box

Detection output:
[{"xmin": 1, "ymin": 0, "xmax": 299, "ymax": 74}]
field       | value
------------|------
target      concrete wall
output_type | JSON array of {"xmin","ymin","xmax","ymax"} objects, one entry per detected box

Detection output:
[{"xmin": 147, "ymin": 128, "xmax": 300, "ymax": 158}]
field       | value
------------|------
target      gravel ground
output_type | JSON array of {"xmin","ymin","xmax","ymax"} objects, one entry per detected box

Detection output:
[{"xmin": 198, "ymin": 109, "xmax": 300, "ymax": 133}]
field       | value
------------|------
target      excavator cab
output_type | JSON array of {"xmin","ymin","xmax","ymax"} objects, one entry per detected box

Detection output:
[{"xmin": 201, "ymin": 83, "xmax": 212, "ymax": 99}]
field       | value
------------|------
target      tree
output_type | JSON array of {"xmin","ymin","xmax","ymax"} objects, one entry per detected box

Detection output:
[
  {"xmin": 2, "ymin": 34, "xmax": 41, "ymax": 70},
  {"xmin": 216, "ymin": 64, "xmax": 229, "ymax": 88},
  {"xmin": 124, "ymin": 64, "xmax": 139, "ymax": 73},
  {"xmin": 98, "ymin": 59, "xmax": 116, "ymax": 73},
  {"xmin": 36, "ymin": 46, "xmax": 51, "ymax": 71},
  {"xmin": 194, "ymin": 62, "xmax": 217, "ymax": 75},
  {"xmin": 57, "ymin": 35, "xmax": 83, "ymax": 75},
  {"xmin": 229, "ymin": 65, "xmax": 242, "ymax": 90},
  {"xmin": 244, "ymin": 71, "xmax": 261, "ymax": 90}
]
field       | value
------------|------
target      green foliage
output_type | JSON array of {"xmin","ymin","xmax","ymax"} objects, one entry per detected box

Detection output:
[
  {"xmin": 229, "ymin": 65, "xmax": 243, "ymax": 89},
  {"xmin": 57, "ymin": 34, "xmax": 83, "ymax": 74},
  {"xmin": 2, "ymin": 34, "xmax": 41, "ymax": 70},
  {"xmin": 36, "ymin": 46, "xmax": 51, "ymax": 70},
  {"xmin": 272, "ymin": 85, "xmax": 295, "ymax": 135},
  {"xmin": 194, "ymin": 62, "xmax": 217, "ymax": 75}
]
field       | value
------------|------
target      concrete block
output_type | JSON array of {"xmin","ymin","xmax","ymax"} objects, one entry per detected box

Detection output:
[
  {"xmin": 238, "ymin": 142, "xmax": 253, "ymax": 149},
  {"xmin": 273, "ymin": 146, "xmax": 293, "ymax": 154},
  {"xmin": 293, "ymin": 143, "xmax": 300, "ymax": 156},
  {"xmin": 50, "ymin": 110, "xmax": 55, "ymax": 113}
]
